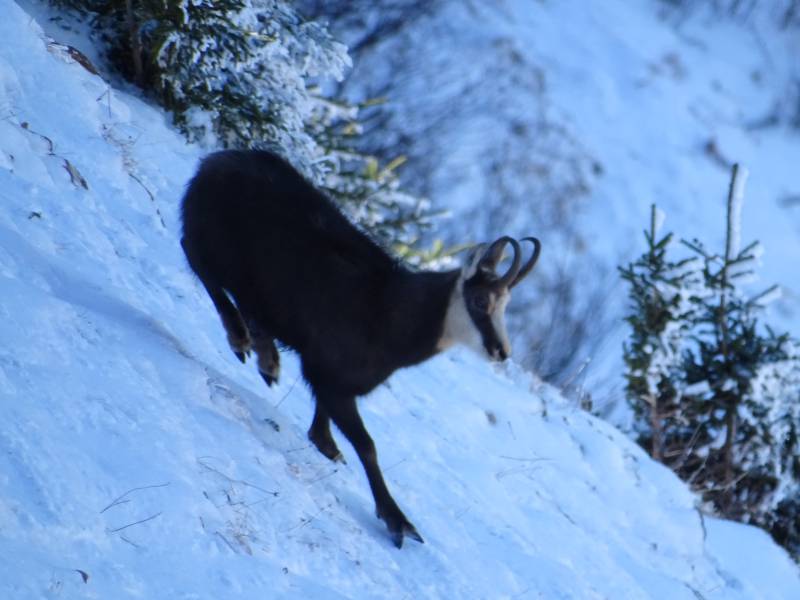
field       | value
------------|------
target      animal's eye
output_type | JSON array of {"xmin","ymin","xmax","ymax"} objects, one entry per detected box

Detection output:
[{"xmin": 471, "ymin": 295, "xmax": 490, "ymax": 312}]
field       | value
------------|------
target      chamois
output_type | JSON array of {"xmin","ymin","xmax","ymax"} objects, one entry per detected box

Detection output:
[{"xmin": 180, "ymin": 149, "xmax": 541, "ymax": 548}]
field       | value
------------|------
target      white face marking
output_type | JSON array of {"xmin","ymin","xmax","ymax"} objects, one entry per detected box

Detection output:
[
  {"xmin": 437, "ymin": 244, "xmax": 514, "ymax": 359},
  {"xmin": 490, "ymin": 292, "xmax": 512, "ymax": 359}
]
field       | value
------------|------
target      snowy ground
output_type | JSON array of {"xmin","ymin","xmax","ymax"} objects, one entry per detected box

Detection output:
[{"xmin": 1, "ymin": 1, "xmax": 799, "ymax": 598}]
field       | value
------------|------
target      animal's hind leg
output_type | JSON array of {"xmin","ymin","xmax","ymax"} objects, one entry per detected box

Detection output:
[
  {"xmin": 319, "ymin": 392, "xmax": 423, "ymax": 548},
  {"xmin": 246, "ymin": 319, "xmax": 281, "ymax": 387},
  {"xmin": 307, "ymin": 403, "xmax": 344, "ymax": 463},
  {"xmin": 210, "ymin": 289, "xmax": 252, "ymax": 363},
  {"xmin": 182, "ymin": 238, "xmax": 251, "ymax": 362}
]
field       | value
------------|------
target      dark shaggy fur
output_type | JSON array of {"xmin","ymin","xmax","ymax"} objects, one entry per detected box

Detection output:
[{"xmin": 180, "ymin": 149, "xmax": 538, "ymax": 547}]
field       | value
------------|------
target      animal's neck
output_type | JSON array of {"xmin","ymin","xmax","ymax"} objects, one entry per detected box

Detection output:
[
  {"xmin": 437, "ymin": 276, "xmax": 482, "ymax": 354},
  {"xmin": 382, "ymin": 269, "xmax": 461, "ymax": 367}
]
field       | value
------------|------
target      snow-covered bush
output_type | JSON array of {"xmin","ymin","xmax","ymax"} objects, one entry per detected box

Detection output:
[
  {"xmin": 48, "ymin": 0, "xmax": 442, "ymax": 257},
  {"xmin": 622, "ymin": 165, "xmax": 800, "ymax": 561}
]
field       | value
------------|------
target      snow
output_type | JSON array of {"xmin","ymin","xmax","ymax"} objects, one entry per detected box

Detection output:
[
  {"xmin": 1, "ymin": 1, "xmax": 799, "ymax": 599},
  {"xmin": 726, "ymin": 164, "xmax": 749, "ymax": 260},
  {"xmin": 652, "ymin": 206, "xmax": 667, "ymax": 237},
  {"xmin": 752, "ymin": 283, "xmax": 783, "ymax": 307}
]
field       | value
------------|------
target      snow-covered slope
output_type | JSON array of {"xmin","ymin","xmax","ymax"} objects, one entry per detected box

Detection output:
[{"xmin": 1, "ymin": 2, "xmax": 799, "ymax": 598}]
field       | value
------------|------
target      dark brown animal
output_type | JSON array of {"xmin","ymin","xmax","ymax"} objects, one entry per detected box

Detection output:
[{"xmin": 181, "ymin": 149, "xmax": 540, "ymax": 547}]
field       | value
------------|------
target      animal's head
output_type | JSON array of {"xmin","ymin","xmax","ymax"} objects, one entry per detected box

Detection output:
[{"xmin": 443, "ymin": 236, "xmax": 541, "ymax": 361}]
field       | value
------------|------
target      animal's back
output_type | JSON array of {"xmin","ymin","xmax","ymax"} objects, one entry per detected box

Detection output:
[
  {"xmin": 180, "ymin": 150, "xmax": 398, "ymax": 355},
  {"xmin": 184, "ymin": 151, "xmax": 326, "ymax": 260}
]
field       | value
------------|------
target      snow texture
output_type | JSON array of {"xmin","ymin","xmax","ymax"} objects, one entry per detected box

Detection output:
[{"xmin": 0, "ymin": 1, "xmax": 798, "ymax": 599}]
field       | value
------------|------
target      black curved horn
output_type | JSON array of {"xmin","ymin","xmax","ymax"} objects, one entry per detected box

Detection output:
[
  {"xmin": 479, "ymin": 236, "xmax": 521, "ymax": 288},
  {"xmin": 509, "ymin": 237, "xmax": 541, "ymax": 289}
]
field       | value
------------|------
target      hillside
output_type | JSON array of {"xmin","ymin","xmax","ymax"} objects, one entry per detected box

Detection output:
[{"xmin": 1, "ymin": 1, "xmax": 799, "ymax": 598}]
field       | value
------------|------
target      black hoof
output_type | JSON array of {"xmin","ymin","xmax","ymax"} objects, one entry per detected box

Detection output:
[
  {"xmin": 257, "ymin": 354, "xmax": 279, "ymax": 387},
  {"xmin": 259, "ymin": 370, "xmax": 277, "ymax": 387},
  {"xmin": 379, "ymin": 506, "xmax": 423, "ymax": 549},
  {"xmin": 389, "ymin": 521, "xmax": 424, "ymax": 549},
  {"xmin": 235, "ymin": 351, "xmax": 247, "ymax": 364}
]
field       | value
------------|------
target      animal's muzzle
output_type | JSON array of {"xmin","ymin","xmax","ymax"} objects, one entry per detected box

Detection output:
[{"xmin": 488, "ymin": 342, "xmax": 510, "ymax": 361}]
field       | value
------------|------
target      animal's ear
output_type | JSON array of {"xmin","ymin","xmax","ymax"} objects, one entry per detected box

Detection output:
[{"xmin": 461, "ymin": 243, "xmax": 487, "ymax": 279}]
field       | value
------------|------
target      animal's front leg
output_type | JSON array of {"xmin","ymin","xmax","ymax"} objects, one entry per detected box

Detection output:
[{"xmin": 319, "ymin": 393, "xmax": 423, "ymax": 549}]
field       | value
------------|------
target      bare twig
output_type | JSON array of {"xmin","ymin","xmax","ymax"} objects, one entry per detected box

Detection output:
[
  {"xmin": 696, "ymin": 505, "xmax": 708, "ymax": 541},
  {"xmin": 96, "ymin": 88, "xmax": 112, "ymax": 118},
  {"xmin": 507, "ymin": 420, "xmax": 517, "ymax": 440},
  {"xmin": 384, "ymin": 458, "xmax": 408, "ymax": 472},
  {"xmin": 107, "ymin": 511, "xmax": 162, "ymax": 533},
  {"xmin": 129, "ymin": 172, "xmax": 166, "ymax": 228},
  {"xmin": 284, "ymin": 444, "xmax": 314, "ymax": 453},
  {"xmin": 499, "ymin": 454, "xmax": 550, "ymax": 463},
  {"xmin": 308, "ymin": 468, "xmax": 339, "ymax": 484},
  {"xmin": 275, "ymin": 374, "xmax": 301, "ymax": 408},
  {"xmin": 215, "ymin": 531, "xmax": 238, "ymax": 553},
  {"xmin": 20, "ymin": 121, "xmax": 54, "ymax": 154},
  {"xmin": 282, "ymin": 503, "xmax": 331, "ymax": 533},
  {"xmin": 100, "ymin": 482, "xmax": 171, "ymax": 513},
  {"xmin": 197, "ymin": 457, "xmax": 279, "ymax": 497},
  {"xmin": 18, "ymin": 121, "xmax": 89, "ymax": 189},
  {"xmin": 119, "ymin": 535, "xmax": 141, "ymax": 549},
  {"xmin": 454, "ymin": 505, "xmax": 472, "ymax": 521}
]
